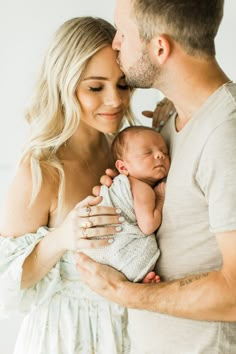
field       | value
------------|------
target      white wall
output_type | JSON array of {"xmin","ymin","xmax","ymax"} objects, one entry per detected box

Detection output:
[{"xmin": 0, "ymin": 1, "xmax": 235, "ymax": 353}]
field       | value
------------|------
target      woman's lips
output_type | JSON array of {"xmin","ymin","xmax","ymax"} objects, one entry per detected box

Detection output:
[{"xmin": 98, "ymin": 111, "xmax": 122, "ymax": 120}]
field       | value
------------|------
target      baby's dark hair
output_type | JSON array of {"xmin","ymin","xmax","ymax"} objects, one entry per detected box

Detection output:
[{"xmin": 111, "ymin": 125, "xmax": 159, "ymax": 161}]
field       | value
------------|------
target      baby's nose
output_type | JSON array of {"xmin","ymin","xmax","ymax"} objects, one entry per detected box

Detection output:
[{"xmin": 154, "ymin": 151, "xmax": 165, "ymax": 160}]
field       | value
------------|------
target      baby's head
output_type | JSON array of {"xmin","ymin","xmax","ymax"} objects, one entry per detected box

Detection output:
[{"xmin": 111, "ymin": 126, "xmax": 170, "ymax": 184}]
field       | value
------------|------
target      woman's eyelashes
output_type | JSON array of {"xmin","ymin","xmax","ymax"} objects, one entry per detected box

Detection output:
[
  {"xmin": 117, "ymin": 84, "xmax": 129, "ymax": 90},
  {"xmin": 88, "ymin": 83, "xmax": 130, "ymax": 92},
  {"xmin": 88, "ymin": 86, "xmax": 102, "ymax": 92}
]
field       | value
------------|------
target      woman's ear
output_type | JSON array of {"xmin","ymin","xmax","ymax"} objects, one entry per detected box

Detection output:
[
  {"xmin": 148, "ymin": 34, "xmax": 171, "ymax": 65},
  {"xmin": 115, "ymin": 159, "xmax": 129, "ymax": 176}
]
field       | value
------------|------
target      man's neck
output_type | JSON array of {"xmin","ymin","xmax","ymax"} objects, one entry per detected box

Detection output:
[{"xmin": 155, "ymin": 49, "xmax": 231, "ymax": 130}]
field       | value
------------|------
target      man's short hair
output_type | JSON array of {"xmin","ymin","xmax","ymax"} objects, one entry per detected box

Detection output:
[{"xmin": 131, "ymin": 0, "xmax": 224, "ymax": 57}]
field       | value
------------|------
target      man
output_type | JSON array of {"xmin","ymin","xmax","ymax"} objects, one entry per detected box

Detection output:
[{"xmin": 77, "ymin": 0, "xmax": 236, "ymax": 352}]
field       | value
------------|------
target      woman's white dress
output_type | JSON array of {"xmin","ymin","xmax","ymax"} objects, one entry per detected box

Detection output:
[
  {"xmin": 0, "ymin": 174, "xmax": 159, "ymax": 353},
  {"xmin": 0, "ymin": 228, "xmax": 129, "ymax": 354}
]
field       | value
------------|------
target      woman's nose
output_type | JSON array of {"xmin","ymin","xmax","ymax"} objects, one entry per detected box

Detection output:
[{"xmin": 105, "ymin": 90, "xmax": 122, "ymax": 107}]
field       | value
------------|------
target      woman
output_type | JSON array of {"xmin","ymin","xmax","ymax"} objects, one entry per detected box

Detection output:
[{"xmin": 0, "ymin": 17, "xmax": 132, "ymax": 354}]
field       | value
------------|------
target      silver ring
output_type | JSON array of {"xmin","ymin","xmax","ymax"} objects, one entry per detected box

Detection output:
[
  {"xmin": 85, "ymin": 206, "xmax": 91, "ymax": 217},
  {"xmin": 81, "ymin": 227, "xmax": 88, "ymax": 238},
  {"xmin": 81, "ymin": 221, "xmax": 91, "ymax": 228}
]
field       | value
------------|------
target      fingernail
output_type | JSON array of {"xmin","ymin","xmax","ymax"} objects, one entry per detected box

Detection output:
[
  {"xmin": 116, "ymin": 208, "xmax": 122, "ymax": 214},
  {"xmin": 119, "ymin": 216, "xmax": 125, "ymax": 222},
  {"xmin": 159, "ymin": 120, "xmax": 165, "ymax": 126},
  {"xmin": 116, "ymin": 226, "xmax": 123, "ymax": 232},
  {"xmin": 108, "ymin": 238, "xmax": 114, "ymax": 244}
]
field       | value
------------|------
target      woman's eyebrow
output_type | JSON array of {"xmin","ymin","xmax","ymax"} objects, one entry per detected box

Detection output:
[
  {"xmin": 82, "ymin": 75, "xmax": 126, "ymax": 81},
  {"xmin": 82, "ymin": 76, "xmax": 108, "ymax": 81}
]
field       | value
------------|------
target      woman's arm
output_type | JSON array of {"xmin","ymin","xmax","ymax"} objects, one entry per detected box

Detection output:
[
  {"xmin": 0, "ymin": 163, "xmax": 122, "ymax": 288},
  {"xmin": 0, "ymin": 161, "xmax": 68, "ymax": 288},
  {"xmin": 0, "ymin": 161, "xmax": 53, "ymax": 237}
]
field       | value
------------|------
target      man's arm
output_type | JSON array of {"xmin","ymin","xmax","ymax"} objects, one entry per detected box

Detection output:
[{"xmin": 77, "ymin": 229, "xmax": 236, "ymax": 322}]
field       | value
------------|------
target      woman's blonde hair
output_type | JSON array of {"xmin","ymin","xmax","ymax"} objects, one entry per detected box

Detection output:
[{"xmin": 22, "ymin": 17, "xmax": 132, "ymax": 208}]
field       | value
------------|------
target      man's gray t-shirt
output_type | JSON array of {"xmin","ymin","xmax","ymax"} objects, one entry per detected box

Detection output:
[{"xmin": 129, "ymin": 82, "xmax": 236, "ymax": 354}]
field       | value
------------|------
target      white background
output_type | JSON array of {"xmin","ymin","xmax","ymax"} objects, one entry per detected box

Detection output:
[{"xmin": 0, "ymin": 1, "xmax": 235, "ymax": 353}]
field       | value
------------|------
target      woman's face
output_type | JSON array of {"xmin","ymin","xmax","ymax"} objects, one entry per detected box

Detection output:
[{"xmin": 76, "ymin": 46, "xmax": 131, "ymax": 134}]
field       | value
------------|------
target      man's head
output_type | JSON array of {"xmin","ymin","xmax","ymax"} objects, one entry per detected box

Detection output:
[{"xmin": 113, "ymin": 0, "xmax": 224, "ymax": 88}]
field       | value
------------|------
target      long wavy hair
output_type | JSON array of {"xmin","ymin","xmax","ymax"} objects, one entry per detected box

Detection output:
[{"xmin": 22, "ymin": 17, "xmax": 133, "ymax": 207}]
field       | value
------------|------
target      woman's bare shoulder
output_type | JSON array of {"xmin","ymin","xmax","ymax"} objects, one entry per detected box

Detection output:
[{"xmin": 0, "ymin": 159, "xmax": 58, "ymax": 237}]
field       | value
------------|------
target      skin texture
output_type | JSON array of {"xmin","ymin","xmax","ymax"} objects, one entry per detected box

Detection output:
[{"xmin": 76, "ymin": 0, "xmax": 236, "ymax": 323}]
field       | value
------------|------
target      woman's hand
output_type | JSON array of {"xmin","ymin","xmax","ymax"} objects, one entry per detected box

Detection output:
[
  {"xmin": 142, "ymin": 97, "xmax": 175, "ymax": 130},
  {"xmin": 57, "ymin": 195, "xmax": 123, "ymax": 251}
]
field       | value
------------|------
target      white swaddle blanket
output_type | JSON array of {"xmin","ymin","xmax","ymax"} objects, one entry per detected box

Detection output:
[{"xmin": 82, "ymin": 174, "xmax": 160, "ymax": 282}]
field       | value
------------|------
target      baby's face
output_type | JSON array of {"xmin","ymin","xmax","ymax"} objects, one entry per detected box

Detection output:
[{"xmin": 123, "ymin": 130, "xmax": 170, "ymax": 183}]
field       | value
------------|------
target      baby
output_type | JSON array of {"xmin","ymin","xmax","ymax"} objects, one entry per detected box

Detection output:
[{"xmin": 82, "ymin": 126, "xmax": 170, "ymax": 282}]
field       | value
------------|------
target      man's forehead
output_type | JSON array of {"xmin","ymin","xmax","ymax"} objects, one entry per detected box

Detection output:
[{"xmin": 114, "ymin": 0, "xmax": 134, "ymax": 27}]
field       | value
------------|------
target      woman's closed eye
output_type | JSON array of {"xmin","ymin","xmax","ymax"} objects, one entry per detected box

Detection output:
[
  {"xmin": 117, "ymin": 84, "xmax": 129, "ymax": 90},
  {"xmin": 88, "ymin": 86, "xmax": 103, "ymax": 92}
]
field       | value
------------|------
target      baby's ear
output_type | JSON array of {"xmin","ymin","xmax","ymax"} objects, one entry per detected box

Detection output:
[{"xmin": 115, "ymin": 160, "xmax": 129, "ymax": 176}]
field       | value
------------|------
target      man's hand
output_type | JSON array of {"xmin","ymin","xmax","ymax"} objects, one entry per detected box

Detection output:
[
  {"xmin": 76, "ymin": 253, "xmax": 129, "ymax": 304},
  {"xmin": 142, "ymin": 97, "xmax": 175, "ymax": 130}
]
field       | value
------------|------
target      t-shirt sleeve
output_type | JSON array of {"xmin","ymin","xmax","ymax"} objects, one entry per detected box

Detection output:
[{"xmin": 196, "ymin": 119, "xmax": 236, "ymax": 233}]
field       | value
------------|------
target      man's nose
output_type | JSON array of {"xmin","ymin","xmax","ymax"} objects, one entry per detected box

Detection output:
[{"xmin": 112, "ymin": 32, "xmax": 121, "ymax": 51}]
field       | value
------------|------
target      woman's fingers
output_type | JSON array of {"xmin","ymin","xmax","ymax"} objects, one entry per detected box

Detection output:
[
  {"xmin": 75, "ymin": 205, "xmax": 122, "ymax": 217},
  {"xmin": 74, "ymin": 195, "xmax": 102, "ymax": 209},
  {"xmin": 80, "ymin": 224, "xmax": 122, "ymax": 239}
]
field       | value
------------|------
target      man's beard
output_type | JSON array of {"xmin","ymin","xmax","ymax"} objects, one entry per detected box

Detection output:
[{"xmin": 119, "ymin": 49, "xmax": 160, "ymax": 89}]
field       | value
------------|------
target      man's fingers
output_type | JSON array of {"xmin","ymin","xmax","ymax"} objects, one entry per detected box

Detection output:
[{"xmin": 142, "ymin": 110, "xmax": 154, "ymax": 118}]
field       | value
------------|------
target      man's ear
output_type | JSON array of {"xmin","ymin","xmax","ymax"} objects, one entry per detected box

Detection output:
[
  {"xmin": 115, "ymin": 159, "xmax": 129, "ymax": 176},
  {"xmin": 148, "ymin": 34, "xmax": 171, "ymax": 65}
]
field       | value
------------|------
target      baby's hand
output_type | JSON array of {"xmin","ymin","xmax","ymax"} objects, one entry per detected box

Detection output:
[
  {"xmin": 92, "ymin": 168, "xmax": 118, "ymax": 196},
  {"xmin": 142, "ymin": 271, "xmax": 161, "ymax": 284}
]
